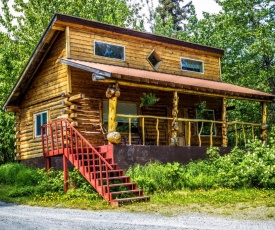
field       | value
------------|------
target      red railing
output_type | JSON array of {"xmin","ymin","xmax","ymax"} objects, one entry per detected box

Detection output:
[{"xmin": 41, "ymin": 119, "xmax": 113, "ymax": 199}]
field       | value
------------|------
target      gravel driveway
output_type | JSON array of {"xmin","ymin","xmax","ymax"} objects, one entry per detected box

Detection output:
[{"xmin": 0, "ymin": 201, "xmax": 274, "ymax": 230}]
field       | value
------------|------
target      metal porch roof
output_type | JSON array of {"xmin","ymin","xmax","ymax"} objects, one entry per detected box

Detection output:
[{"xmin": 60, "ymin": 58, "xmax": 275, "ymax": 102}]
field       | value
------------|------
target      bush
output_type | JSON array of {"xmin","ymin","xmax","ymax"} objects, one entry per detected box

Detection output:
[
  {"xmin": 2, "ymin": 137, "xmax": 275, "ymax": 197},
  {"xmin": 127, "ymin": 139, "xmax": 275, "ymax": 193},
  {"xmin": 0, "ymin": 163, "xmax": 41, "ymax": 186},
  {"xmin": 0, "ymin": 163, "xmax": 98, "ymax": 199}
]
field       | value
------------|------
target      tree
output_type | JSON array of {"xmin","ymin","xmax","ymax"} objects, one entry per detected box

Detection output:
[
  {"xmin": 186, "ymin": 0, "xmax": 275, "ymax": 124},
  {"xmin": 156, "ymin": 0, "xmax": 194, "ymax": 31},
  {"xmin": 0, "ymin": 0, "xmax": 139, "ymax": 163},
  {"xmin": 0, "ymin": 32, "xmax": 17, "ymax": 164}
]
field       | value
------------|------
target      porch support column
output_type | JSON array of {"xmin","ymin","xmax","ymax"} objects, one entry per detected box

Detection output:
[
  {"xmin": 106, "ymin": 83, "xmax": 121, "ymax": 144},
  {"xmin": 222, "ymin": 98, "xmax": 228, "ymax": 147},
  {"xmin": 171, "ymin": 91, "xmax": 179, "ymax": 146},
  {"xmin": 260, "ymin": 102, "xmax": 268, "ymax": 144}
]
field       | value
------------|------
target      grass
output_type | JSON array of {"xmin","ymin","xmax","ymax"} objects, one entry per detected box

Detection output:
[
  {"xmin": 1, "ymin": 184, "xmax": 275, "ymax": 220},
  {"xmin": 1, "ymin": 140, "xmax": 275, "ymax": 221},
  {"xmin": 121, "ymin": 188, "xmax": 275, "ymax": 220}
]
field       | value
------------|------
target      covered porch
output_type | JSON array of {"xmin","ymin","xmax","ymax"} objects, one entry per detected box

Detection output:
[{"xmin": 61, "ymin": 58, "xmax": 274, "ymax": 149}]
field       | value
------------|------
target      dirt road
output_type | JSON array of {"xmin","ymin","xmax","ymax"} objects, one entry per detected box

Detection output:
[{"xmin": 0, "ymin": 201, "xmax": 274, "ymax": 230}]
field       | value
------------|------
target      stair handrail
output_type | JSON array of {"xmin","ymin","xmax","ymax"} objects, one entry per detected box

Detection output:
[
  {"xmin": 42, "ymin": 118, "xmax": 113, "ymax": 169},
  {"xmin": 42, "ymin": 119, "xmax": 113, "ymax": 200}
]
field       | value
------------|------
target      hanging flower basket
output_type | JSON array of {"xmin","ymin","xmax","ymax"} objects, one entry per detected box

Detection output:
[{"xmin": 140, "ymin": 93, "xmax": 160, "ymax": 107}]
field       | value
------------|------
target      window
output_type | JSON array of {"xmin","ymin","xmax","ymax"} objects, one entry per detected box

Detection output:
[
  {"xmin": 34, "ymin": 111, "xmax": 48, "ymax": 137},
  {"xmin": 181, "ymin": 57, "xmax": 204, "ymax": 73},
  {"xmin": 197, "ymin": 109, "xmax": 216, "ymax": 136},
  {"xmin": 147, "ymin": 50, "xmax": 162, "ymax": 70},
  {"xmin": 94, "ymin": 41, "xmax": 125, "ymax": 60},
  {"xmin": 103, "ymin": 101, "xmax": 138, "ymax": 133}
]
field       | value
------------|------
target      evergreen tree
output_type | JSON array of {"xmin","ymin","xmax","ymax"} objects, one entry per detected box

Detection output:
[{"xmin": 156, "ymin": 0, "xmax": 194, "ymax": 31}]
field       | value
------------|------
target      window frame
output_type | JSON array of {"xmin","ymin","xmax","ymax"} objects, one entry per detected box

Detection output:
[
  {"xmin": 94, "ymin": 40, "xmax": 125, "ymax": 61},
  {"xmin": 146, "ymin": 49, "xmax": 162, "ymax": 70},
  {"xmin": 103, "ymin": 100, "xmax": 139, "ymax": 133},
  {"xmin": 180, "ymin": 57, "xmax": 204, "ymax": 74},
  {"xmin": 34, "ymin": 111, "xmax": 48, "ymax": 138},
  {"xmin": 196, "ymin": 109, "xmax": 217, "ymax": 136}
]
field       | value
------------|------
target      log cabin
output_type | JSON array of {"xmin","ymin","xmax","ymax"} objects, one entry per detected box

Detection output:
[{"xmin": 3, "ymin": 14, "xmax": 275, "ymax": 205}]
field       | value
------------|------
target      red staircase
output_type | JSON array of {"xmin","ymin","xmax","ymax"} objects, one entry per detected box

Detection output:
[{"xmin": 41, "ymin": 119, "xmax": 149, "ymax": 206}]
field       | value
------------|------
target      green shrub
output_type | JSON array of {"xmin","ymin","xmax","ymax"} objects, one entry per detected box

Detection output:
[
  {"xmin": 36, "ymin": 169, "xmax": 64, "ymax": 194},
  {"xmin": 2, "ymin": 138, "xmax": 275, "ymax": 198},
  {"xmin": 127, "ymin": 139, "xmax": 275, "ymax": 193},
  {"xmin": 8, "ymin": 186, "xmax": 37, "ymax": 197},
  {"xmin": 0, "ymin": 163, "xmax": 40, "ymax": 186},
  {"xmin": 68, "ymin": 168, "xmax": 96, "ymax": 193}
]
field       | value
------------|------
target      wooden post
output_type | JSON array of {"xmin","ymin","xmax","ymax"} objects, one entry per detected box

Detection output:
[
  {"xmin": 186, "ymin": 122, "xmax": 191, "ymax": 146},
  {"xmin": 63, "ymin": 155, "xmax": 68, "ymax": 193},
  {"xmin": 128, "ymin": 118, "xmax": 132, "ymax": 145},
  {"xmin": 46, "ymin": 158, "xmax": 51, "ymax": 172},
  {"xmin": 222, "ymin": 98, "xmax": 228, "ymax": 147},
  {"xmin": 156, "ymin": 118, "xmax": 159, "ymax": 146},
  {"xmin": 261, "ymin": 102, "xmax": 268, "ymax": 144},
  {"xmin": 108, "ymin": 96, "xmax": 117, "ymax": 133},
  {"xmin": 183, "ymin": 108, "xmax": 189, "ymax": 146},
  {"xmin": 106, "ymin": 83, "xmax": 120, "ymax": 133},
  {"xmin": 171, "ymin": 91, "xmax": 179, "ymax": 146}
]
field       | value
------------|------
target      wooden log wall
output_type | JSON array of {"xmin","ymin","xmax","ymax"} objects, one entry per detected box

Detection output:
[
  {"xmin": 69, "ymin": 28, "xmax": 221, "ymax": 81},
  {"xmin": 60, "ymin": 93, "xmax": 104, "ymax": 146},
  {"xmin": 141, "ymin": 106, "xmax": 168, "ymax": 145},
  {"xmin": 15, "ymin": 33, "xmax": 67, "ymax": 160},
  {"xmin": 70, "ymin": 67, "xmax": 223, "ymax": 147}
]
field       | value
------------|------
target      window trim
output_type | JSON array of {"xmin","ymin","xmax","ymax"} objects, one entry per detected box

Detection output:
[
  {"xmin": 180, "ymin": 57, "xmax": 204, "ymax": 74},
  {"xmin": 94, "ymin": 40, "xmax": 125, "ymax": 61},
  {"xmin": 196, "ymin": 109, "xmax": 216, "ymax": 136},
  {"xmin": 34, "ymin": 111, "xmax": 48, "ymax": 138}
]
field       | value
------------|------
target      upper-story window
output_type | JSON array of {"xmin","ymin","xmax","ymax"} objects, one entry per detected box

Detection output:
[
  {"xmin": 147, "ymin": 50, "xmax": 162, "ymax": 70},
  {"xmin": 94, "ymin": 41, "xmax": 125, "ymax": 60},
  {"xmin": 181, "ymin": 57, "xmax": 204, "ymax": 73}
]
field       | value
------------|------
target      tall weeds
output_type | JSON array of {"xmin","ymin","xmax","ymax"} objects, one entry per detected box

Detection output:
[
  {"xmin": 126, "ymin": 139, "xmax": 275, "ymax": 193},
  {"xmin": 0, "ymin": 163, "xmax": 96, "ymax": 198},
  {"xmin": 1, "ymin": 138, "xmax": 275, "ymax": 197}
]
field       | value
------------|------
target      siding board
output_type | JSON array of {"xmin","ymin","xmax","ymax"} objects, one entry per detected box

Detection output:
[{"xmin": 69, "ymin": 28, "xmax": 221, "ymax": 81}]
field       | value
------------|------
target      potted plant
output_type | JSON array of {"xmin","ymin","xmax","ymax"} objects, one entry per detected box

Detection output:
[{"xmin": 140, "ymin": 93, "xmax": 160, "ymax": 107}]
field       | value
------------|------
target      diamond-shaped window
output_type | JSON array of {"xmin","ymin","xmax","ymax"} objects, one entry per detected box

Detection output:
[{"xmin": 147, "ymin": 50, "xmax": 162, "ymax": 70}]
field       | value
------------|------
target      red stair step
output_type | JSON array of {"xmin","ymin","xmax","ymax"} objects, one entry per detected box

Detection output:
[
  {"xmin": 110, "ymin": 196, "xmax": 150, "ymax": 207},
  {"xmin": 110, "ymin": 189, "xmax": 144, "ymax": 197}
]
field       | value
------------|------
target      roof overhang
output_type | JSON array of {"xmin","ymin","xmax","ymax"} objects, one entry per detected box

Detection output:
[{"xmin": 60, "ymin": 58, "xmax": 275, "ymax": 102}]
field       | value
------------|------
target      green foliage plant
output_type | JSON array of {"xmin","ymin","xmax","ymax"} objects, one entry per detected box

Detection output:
[
  {"xmin": 127, "ymin": 139, "xmax": 275, "ymax": 194},
  {"xmin": 140, "ymin": 93, "xmax": 160, "ymax": 107}
]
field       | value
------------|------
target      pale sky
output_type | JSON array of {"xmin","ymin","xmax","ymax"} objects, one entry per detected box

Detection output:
[
  {"xmin": 192, "ymin": 0, "xmax": 222, "ymax": 19},
  {"xmin": 0, "ymin": 0, "xmax": 222, "ymax": 32}
]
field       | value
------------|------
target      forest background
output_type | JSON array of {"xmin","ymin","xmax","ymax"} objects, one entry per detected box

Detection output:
[{"xmin": 0, "ymin": 0, "xmax": 274, "ymax": 164}]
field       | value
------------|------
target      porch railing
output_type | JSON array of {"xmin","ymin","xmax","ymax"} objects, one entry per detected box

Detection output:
[{"xmin": 116, "ymin": 114, "xmax": 261, "ymax": 147}]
